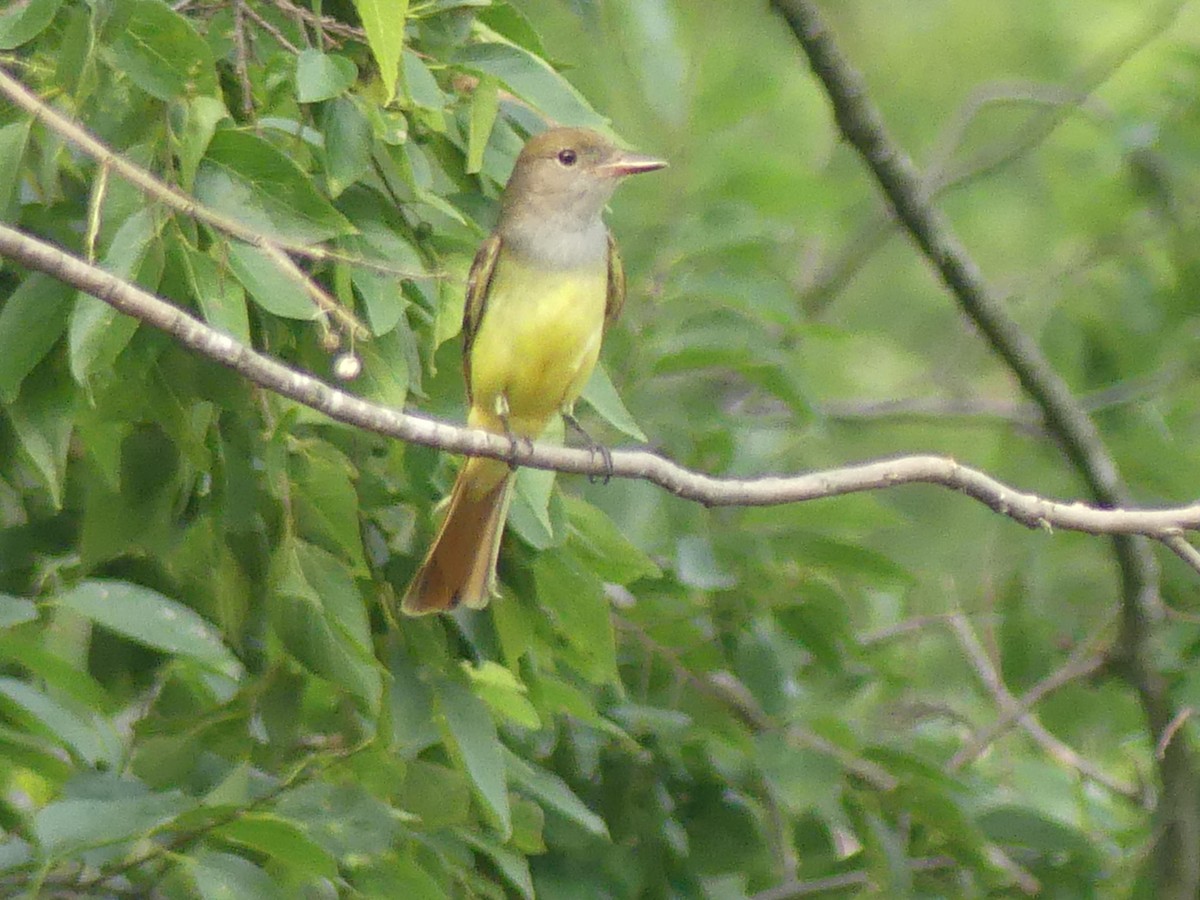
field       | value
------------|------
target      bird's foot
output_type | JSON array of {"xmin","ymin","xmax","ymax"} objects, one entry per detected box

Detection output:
[{"xmin": 563, "ymin": 411, "xmax": 614, "ymax": 485}]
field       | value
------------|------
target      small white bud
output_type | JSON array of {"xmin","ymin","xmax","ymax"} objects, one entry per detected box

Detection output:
[{"xmin": 333, "ymin": 352, "xmax": 362, "ymax": 380}]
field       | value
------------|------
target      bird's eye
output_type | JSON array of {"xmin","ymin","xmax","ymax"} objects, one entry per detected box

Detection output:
[{"xmin": 557, "ymin": 148, "xmax": 578, "ymax": 166}]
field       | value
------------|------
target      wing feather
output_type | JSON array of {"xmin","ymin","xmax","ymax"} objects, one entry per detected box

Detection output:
[
  {"xmin": 462, "ymin": 233, "xmax": 503, "ymax": 403},
  {"xmin": 604, "ymin": 231, "xmax": 626, "ymax": 330}
]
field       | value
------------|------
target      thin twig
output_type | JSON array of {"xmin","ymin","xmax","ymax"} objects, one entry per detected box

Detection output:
[
  {"xmin": 947, "ymin": 614, "xmax": 1138, "ymax": 799},
  {"xmin": 949, "ymin": 622, "xmax": 1114, "ymax": 771},
  {"xmin": 241, "ymin": 2, "xmax": 303, "ymax": 55},
  {"xmin": 231, "ymin": 0, "xmax": 255, "ymax": 119},
  {"xmin": 267, "ymin": 0, "xmax": 365, "ymax": 42},
  {"xmin": 749, "ymin": 856, "xmax": 956, "ymax": 900},
  {"xmin": 1157, "ymin": 708, "xmax": 1194, "ymax": 761},
  {"xmin": 824, "ymin": 369, "xmax": 1183, "ymax": 433},
  {"xmin": 615, "ymin": 619, "xmax": 899, "ymax": 792},
  {"xmin": 1161, "ymin": 534, "xmax": 1200, "ymax": 577}
]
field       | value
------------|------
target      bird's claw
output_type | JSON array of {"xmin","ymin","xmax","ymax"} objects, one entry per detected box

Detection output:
[{"xmin": 563, "ymin": 411, "xmax": 614, "ymax": 485}]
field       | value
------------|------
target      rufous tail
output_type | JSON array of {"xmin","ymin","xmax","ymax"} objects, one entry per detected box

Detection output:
[{"xmin": 401, "ymin": 457, "xmax": 514, "ymax": 615}]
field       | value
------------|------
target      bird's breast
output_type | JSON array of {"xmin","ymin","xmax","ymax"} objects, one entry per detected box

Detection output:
[{"xmin": 467, "ymin": 254, "xmax": 609, "ymax": 436}]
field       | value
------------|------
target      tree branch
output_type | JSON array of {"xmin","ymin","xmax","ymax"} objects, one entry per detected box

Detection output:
[
  {"xmin": 6, "ymin": 223, "xmax": 1200, "ymax": 541},
  {"xmin": 770, "ymin": 2, "xmax": 1198, "ymax": 892},
  {"xmin": 946, "ymin": 614, "xmax": 1137, "ymax": 799}
]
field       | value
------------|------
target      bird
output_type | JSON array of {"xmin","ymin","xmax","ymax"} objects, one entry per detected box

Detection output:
[{"xmin": 400, "ymin": 126, "xmax": 666, "ymax": 615}]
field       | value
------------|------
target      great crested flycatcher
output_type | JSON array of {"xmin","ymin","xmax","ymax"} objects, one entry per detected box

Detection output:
[{"xmin": 401, "ymin": 127, "xmax": 666, "ymax": 615}]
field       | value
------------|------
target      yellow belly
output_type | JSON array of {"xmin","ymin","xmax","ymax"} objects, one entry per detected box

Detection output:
[{"xmin": 467, "ymin": 254, "xmax": 608, "ymax": 437}]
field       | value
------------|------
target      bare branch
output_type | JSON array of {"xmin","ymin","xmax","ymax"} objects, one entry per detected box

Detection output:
[
  {"xmin": 1158, "ymin": 709, "xmax": 1194, "ymax": 761},
  {"xmin": 6, "ymin": 221, "xmax": 1200, "ymax": 542},
  {"xmin": 949, "ymin": 622, "xmax": 1113, "ymax": 771},
  {"xmin": 241, "ymin": 2, "xmax": 303, "ymax": 55},
  {"xmin": 615, "ymin": 618, "xmax": 898, "ymax": 792},
  {"xmin": 267, "ymin": 0, "xmax": 365, "ymax": 42},
  {"xmin": 1161, "ymin": 534, "xmax": 1200, "ymax": 578},
  {"xmin": 946, "ymin": 615, "xmax": 1137, "ymax": 799}
]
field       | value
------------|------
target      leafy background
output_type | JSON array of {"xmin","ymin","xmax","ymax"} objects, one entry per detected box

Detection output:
[{"xmin": 2, "ymin": 0, "xmax": 1200, "ymax": 896}]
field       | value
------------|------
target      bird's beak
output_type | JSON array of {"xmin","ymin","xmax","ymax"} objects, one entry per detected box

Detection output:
[{"xmin": 598, "ymin": 151, "xmax": 668, "ymax": 178}]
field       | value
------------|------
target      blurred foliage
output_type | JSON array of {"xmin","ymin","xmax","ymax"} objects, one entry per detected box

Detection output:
[{"xmin": 2, "ymin": 0, "xmax": 1200, "ymax": 897}]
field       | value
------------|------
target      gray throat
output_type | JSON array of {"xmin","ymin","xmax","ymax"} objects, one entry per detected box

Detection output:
[{"xmin": 499, "ymin": 213, "xmax": 609, "ymax": 270}]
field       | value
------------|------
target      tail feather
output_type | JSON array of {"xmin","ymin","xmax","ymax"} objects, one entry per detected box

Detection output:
[{"xmin": 401, "ymin": 458, "xmax": 514, "ymax": 615}]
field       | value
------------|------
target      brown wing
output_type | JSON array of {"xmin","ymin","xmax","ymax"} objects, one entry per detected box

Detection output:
[
  {"xmin": 461, "ymin": 233, "xmax": 503, "ymax": 404},
  {"xmin": 604, "ymin": 231, "xmax": 626, "ymax": 331}
]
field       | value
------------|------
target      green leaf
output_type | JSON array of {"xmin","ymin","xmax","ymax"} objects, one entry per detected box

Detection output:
[
  {"xmin": 107, "ymin": 0, "xmax": 217, "ymax": 101},
  {"xmin": 580, "ymin": 362, "xmax": 647, "ymax": 441},
  {"xmin": 191, "ymin": 850, "xmax": 285, "ymax": 900},
  {"xmin": 290, "ymin": 443, "xmax": 368, "ymax": 571},
  {"xmin": 353, "ymin": 267, "xmax": 409, "ymax": 336},
  {"xmin": 180, "ymin": 243, "xmax": 251, "ymax": 344},
  {"xmin": 466, "ymin": 74, "xmax": 499, "ymax": 174},
  {"xmin": 513, "ymin": 462, "xmax": 557, "ymax": 547},
  {"xmin": 223, "ymin": 240, "xmax": 319, "ymax": 320},
  {"xmin": 0, "ymin": 0, "xmax": 63, "ymax": 49},
  {"xmin": 294, "ymin": 541, "xmax": 372, "ymax": 653},
  {"xmin": 532, "ymin": 550, "xmax": 617, "ymax": 684},
  {"xmin": 56, "ymin": 580, "xmax": 243, "ymax": 679},
  {"xmin": 454, "ymin": 42, "xmax": 606, "ymax": 129},
  {"xmin": 435, "ymin": 677, "xmax": 511, "ymax": 837},
  {"xmin": 354, "ymin": 329, "xmax": 411, "ymax": 408},
  {"xmin": 477, "ymin": 3, "xmax": 547, "ymax": 57},
  {"xmin": 296, "ymin": 48, "xmax": 358, "ymax": 102},
  {"xmin": 353, "ymin": 0, "xmax": 408, "ymax": 105},
  {"xmin": 0, "ymin": 119, "xmax": 32, "ymax": 215},
  {"xmin": 798, "ymin": 534, "xmax": 913, "ymax": 584},
  {"xmin": 195, "ymin": 130, "xmax": 356, "ymax": 244},
  {"xmin": 401, "ymin": 49, "xmax": 444, "ymax": 111},
  {"xmin": 564, "ymin": 495, "xmax": 661, "ymax": 584},
  {"xmin": 0, "ymin": 837, "xmax": 32, "ymax": 873},
  {"xmin": 386, "ymin": 641, "xmax": 439, "ymax": 756},
  {"xmin": 462, "ymin": 832, "xmax": 534, "ymax": 900},
  {"xmin": 504, "ymin": 749, "xmax": 608, "ymax": 839},
  {"xmin": 463, "ymin": 661, "xmax": 541, "ymax": 729},
  {"xmin": 510, "ymin": 416, "xmax": 561, "ymax": 548},
  {"xmin": 754, "ymin": 734, "xmax": 842, "ymax": 819},
  {"xmin": 7, "ymin": 374, "xmax": 74, "ymax": 509},
  {"xmin": 34, "ymin": 792, "xmax": 189, "ymax": 857},
  {"xmin": 0, "ymin": 634, "xmax": 114, "ymax": 712},
  {"xmin": 68, "ymin": 206, "xmax": 161, "ymax": 382},
  {"xmin": 775, "ymin": 577, "xmax": 853, "ymax": 670},
  {"xmin": 0, "ymin": 596, "xmax": 37, "ymax": 630},
  {"xmin": 324, "ymin": 97, "xmax": 373, "ymax": 197},
  {"xmin": 978, "ymin": 806, "xmax": 1097, "ymax": 859},
  {"xmin": 174, "ymin": 95, "xmax": 229, "ymax": 191},
  {"xmin": 0, "ymin": 678, "xmax": 117, "ymax": 766},
  {"xmin": 274, "ymin": 782, "xmax": 399, "ymax": 858},
  {"xmin": 0, "ymin": 273, "xmax": 72, "ymax": 403},
  {"xmin": 351, "ymin": 854, "xmax": 446, "ymax": 899},
  {"xmin": 510, "ymin": 797, "xmax": 546, "ymax": 854},
  {"xmin": 216, "ymin": 814, "xmax": 340, "ymax": 881},
  {"xmin": 399, "ymin": 760, "xmax": 471, "ymax": 830},
  {"xmin": 268, "ymin": 539, "xmax": 381, "ymax": 709}
]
